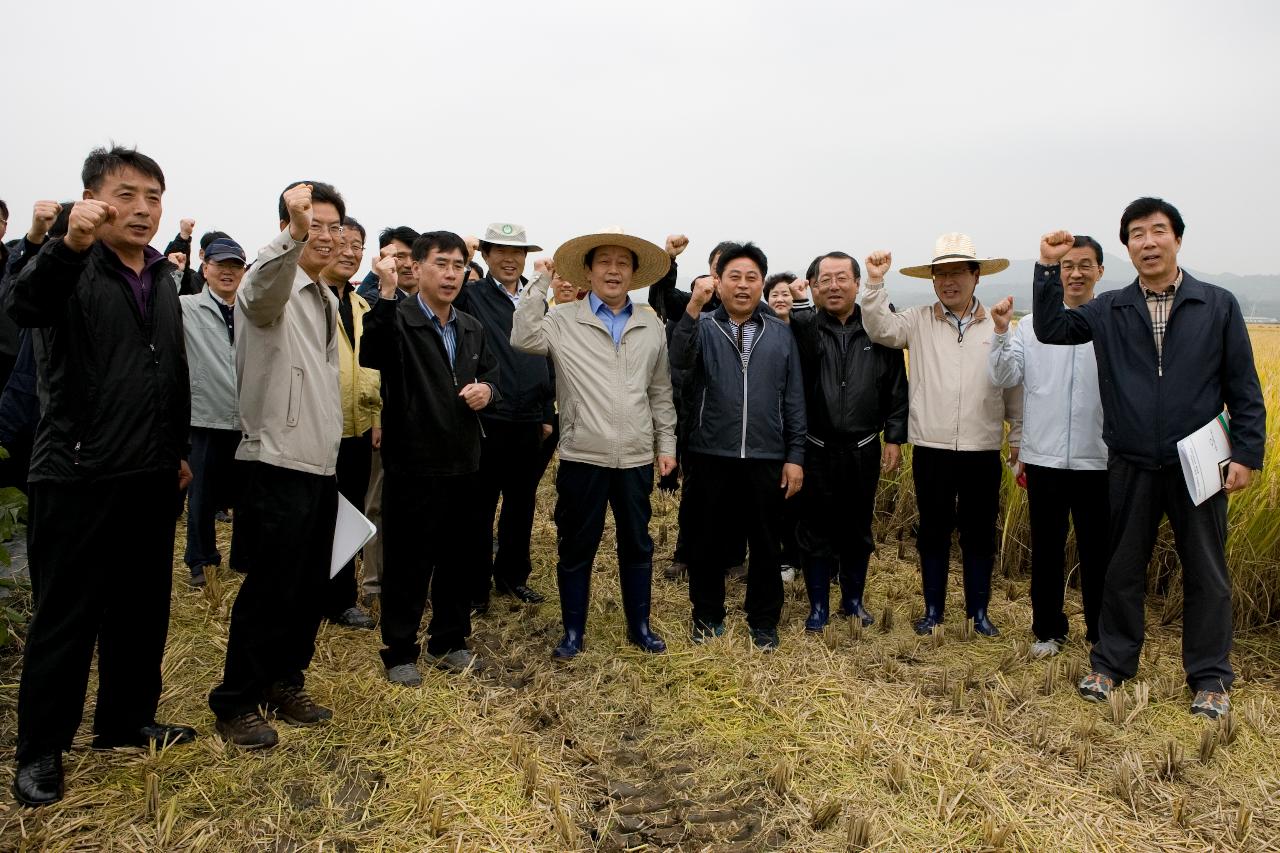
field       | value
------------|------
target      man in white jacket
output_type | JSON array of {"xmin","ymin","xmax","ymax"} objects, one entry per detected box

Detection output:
[{"xmin": 988, "ymin": 236, "xmax": 1109, "ymax": 658}]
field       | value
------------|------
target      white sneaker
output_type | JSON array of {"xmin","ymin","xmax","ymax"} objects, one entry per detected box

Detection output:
[
  {"xmin": 1031, "ymin": 638, "xmax": 1063, "ymax": 659},
  {"xmin": 780, "ymin": 566, "xmax": 797, "ymax": 583}
]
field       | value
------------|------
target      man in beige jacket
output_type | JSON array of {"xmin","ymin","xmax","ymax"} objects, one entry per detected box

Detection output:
[
  {"xmin": 511, "ymin": 231, "xmax": 677, "ymax": 660},
  {"xmin": 860, "ymin": 234, "xmax": 1022, "ymax": 638},
  {"xmin": 209, "ymin": 181, "xmax": 345, "ymax": 749}
]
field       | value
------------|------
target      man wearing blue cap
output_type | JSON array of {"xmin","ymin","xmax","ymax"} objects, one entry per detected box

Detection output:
[{"xmin": 180, "ymin": 237, "xmax": 248, "ymax": 588}]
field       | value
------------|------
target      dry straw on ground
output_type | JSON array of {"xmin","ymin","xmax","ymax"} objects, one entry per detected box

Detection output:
[{"xmin": 1, "ymin": 329, "xmax": 1278, "ymax": 851}]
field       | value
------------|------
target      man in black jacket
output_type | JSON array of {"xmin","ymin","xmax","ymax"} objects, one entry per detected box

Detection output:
[
  {"xmin": 360, "ymin": 230, "xmax": 500, "ymax": 686},
  {"xmin": 5, "ymin": 146, "xmax": 196, "ymax": 806},
  {"xmin": 669, "ymin": 242, "xmax": 806, "ymax": 650},
  {"xmin": 791, "ymin": 252, "xmax": 908, "ymax": 631},
  {"xmin": 1029, "ymin": 198, "xmax": 1266, "ymax": 720},
  {"xmin": 460, "ymin": 223, "xmax": 555, "ymax": 610}
]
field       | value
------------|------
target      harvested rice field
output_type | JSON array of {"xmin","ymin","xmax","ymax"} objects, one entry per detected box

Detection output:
[{"xmin": 1, "ymin": 471, "xmax": 1278, "ymax": 852}]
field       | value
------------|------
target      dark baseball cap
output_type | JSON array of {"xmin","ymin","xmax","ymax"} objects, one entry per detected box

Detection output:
[{"xmin": 205, "ymin": 237, "xmax": 247, "ymax": 264}]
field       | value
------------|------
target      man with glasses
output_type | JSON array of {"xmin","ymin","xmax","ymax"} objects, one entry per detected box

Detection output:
[
  {"xmin": 790, "ymin": 252, "xmax": 908, "ymax": 632},
  {"xmin": 987, "ymin": 236, "xmax": 1108, "ymax": 658},
  {"xmin": 860, "ymin": 235, "xmax": 1022, "ymax": 638},
  {"xmin": 208, "ymin": 181, "xmax": 346, "ymax": 750},
  {"xmin": 180, "ymin": 236, "xmax": 250, "ymax": 589},
  {"xmin": 318, "ymin": 218, "xmax": 383, "ymax": 630}
]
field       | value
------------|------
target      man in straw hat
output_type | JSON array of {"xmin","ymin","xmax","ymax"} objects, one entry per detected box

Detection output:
[
  {"xmin": 860, "ymin": 234, "xmax": 1022, "ymax": 638},
  {"xmin": 455, "ymin": 223, "xmax": 556, "ymax": 613},
  {"xmin": 1029, "ymin": 198, "xmax": 1265, "ymax": 720},
  {"xmin": 511, "ymin": 230, "xmax": 677, "ymax": 659}
]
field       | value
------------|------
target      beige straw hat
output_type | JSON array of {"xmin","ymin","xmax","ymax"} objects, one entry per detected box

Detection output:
[
  {"xmin": 552, "ymin": 229, "xmax": 671, "ymax": 291},
  {"xmin": 899, "ymin": 233, "xmax": 1010, "ymax": 279}
]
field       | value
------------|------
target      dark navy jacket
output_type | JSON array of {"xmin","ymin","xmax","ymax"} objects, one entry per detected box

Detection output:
[
  {"xmin": 1033, "ymin": 264, "xmax": 1265, "ymax": 471},
  {"xmin": 669, "ymin": 304, "xmax": 806, "ymax": 465}
]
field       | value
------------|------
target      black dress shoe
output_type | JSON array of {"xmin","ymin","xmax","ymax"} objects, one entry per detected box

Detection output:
[
  {"xmin": 497, "ymin": 583, "xmax": 546, "ymax": 604},
  {"xmin": 13, "ymin": 753, "xmax": 63, "ymax": 807},
  {"xmin": 471, "ymin": 599, "xmax": 490, "ymax": 617},
  {"xmin": 93, "ymin": 722, "xmax": 198, "ymax": 750}
]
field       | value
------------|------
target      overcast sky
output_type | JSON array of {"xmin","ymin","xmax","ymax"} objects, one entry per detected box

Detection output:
[{"xmin": 4, "ymin": 0, "xmax": 1278, "ymax": 289}]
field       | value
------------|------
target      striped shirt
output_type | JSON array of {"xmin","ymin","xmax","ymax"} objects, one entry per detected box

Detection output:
[
  {"xmin": 1142, "ymin": 269, "xmax": 1182, "ymax": 376},
  {"xmin": 417, "ymin": 294, "xmax": 458, "ymax": 367},
  {"xmin": 727, "ymin": 316, "xmax": 760, "ymax": 369}
]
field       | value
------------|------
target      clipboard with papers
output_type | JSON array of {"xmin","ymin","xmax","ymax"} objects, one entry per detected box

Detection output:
[{"xmin": 1176, "ymin": 412, "xmax": 1232, "ymax": 506}]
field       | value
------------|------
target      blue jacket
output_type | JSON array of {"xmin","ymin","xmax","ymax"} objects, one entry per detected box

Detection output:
[
  {"xmin": 1032, "ymin": 264, "xmax": 1265, "ymax": 471},
  {"xmin": 669, "ymin": 304, "xmax": 806, "ymax": 465}
]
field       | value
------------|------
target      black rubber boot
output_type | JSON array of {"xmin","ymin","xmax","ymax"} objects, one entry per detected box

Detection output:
[
  {"xmin": 620, "ymin": 564, "xmax": 666, "ymax": 653},
  {"xmin": 803, "ymin": 558, "xmax": 833, "ymax": 632},
  {"xmin": 553, "ymin": 567, "xmax": 590, "ymax": 660},
  {"xmin": 913, "ymin": 552, "xmax": 949, "ymax": 635}
]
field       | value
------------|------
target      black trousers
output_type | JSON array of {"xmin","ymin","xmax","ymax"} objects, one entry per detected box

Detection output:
[
  {"xmin": 474, "ymin": 419, "xmax": 545, "ymax": 600},
  {"xmin": 684, "ymin": 453, "xmax": 784, "ymax": 630},
  {"xmin": 17, "ymin": 471, "xmax": 176, "ymax": 761},
  {"xmin": 380, "ymin": 471, "xmax": 479, "ymax": 665},
  {"xmin": 912, "ymin": 446, "xmax": 1002, "ymax": 560},
  {"xmin": 1091, "ymin": 458, "xmax": 1234, "ymax": 692},
  {"xmin": 328, "ymin": 430, "xmax": 373, "ymax": 618},
  {"xmin": 554, "ymin": 460, "xmax": 653, "ymax": 578},
  {"xmin": 797, "ymin": 438, "xmax": 881, "ymax": 590},
  {"xmin": 185, "ymin": 426, "xmax": 243, "ymax": 571},
  {"xmin": 1024, "ymin": 464, "xmax": 1110, "ymax": 643},
  {"xmin": 208, "ymin": 462, "xmax": 338, "ymax": 720}
]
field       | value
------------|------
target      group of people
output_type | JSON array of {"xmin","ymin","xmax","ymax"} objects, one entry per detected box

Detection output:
[{"xmin": 0, "ymin": 146, "xmax": 1265, "ymax": 808}]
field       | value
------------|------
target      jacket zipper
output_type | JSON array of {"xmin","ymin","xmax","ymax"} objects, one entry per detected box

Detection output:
[
  {"xmin": 1065, "ymin": 345, "xmax": 1075, "ymax": 466},
  {"xmin": 713, "ymin": 318, "xmax": 765, "ymax": 458}
]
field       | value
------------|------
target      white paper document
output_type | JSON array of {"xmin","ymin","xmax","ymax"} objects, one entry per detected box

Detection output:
[
  {"xmin": 1176, "ymin": 413, "xmax": 1232, "ymax": 506},
  {"xmin": 331, "ymin": 493, "xmax": 377, "ymax": 578}
]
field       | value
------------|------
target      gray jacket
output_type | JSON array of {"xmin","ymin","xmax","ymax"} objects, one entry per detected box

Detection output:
[
  {"xmin": 234, "ymin": 230, "xmax": 342, "ymax": 475},
  {"xmin": 180, "ymin": 286, "xmax": 238, "ymax": 431}
]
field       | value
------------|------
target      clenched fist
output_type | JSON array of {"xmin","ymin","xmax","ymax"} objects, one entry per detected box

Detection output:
[
  {"xmin": 179, "ymin": 217, "xmax": 196, "ymax": 239},
  {"xmin": 665, "ymin": 234, "xmax": 689, "ymax": 258},
  {"xmin": 459, "ymin": 382, "xmax": 492, "ymax": 411},
  {"xmin": 534, "ymin": 257, "xmax": 556, "ymax": 277},
  {"xmin": 686, "ymin": 275, "xmax": 715, "ymax": 317},
  {"xmin": 167, "ymin": 252, "xmax": 188, "ymax": 271},
  {"xmin": 865, "ymin": 251, "xmax": 892, "ymax": 283},
  {"xmin": 283, "ymin": 183, "xmax": 313, "ymax": 242},
  {"xmin": 990, "ymin": 295, "xmax": 1014, "ymax": 333},
  {"xmin": 28, "ymin": 201, "xmax": 62, "ymax": 243},
  {"xmin": 64, "ymin": 199, "xmax": 119, "ymax": 252},
  {"xmin": 374, "ymin": 250, "xmax": 399, "ymax": 298},
  {"xmin": 1039, "ymin": 230, "xmax": 1074, "ymax": 266}
]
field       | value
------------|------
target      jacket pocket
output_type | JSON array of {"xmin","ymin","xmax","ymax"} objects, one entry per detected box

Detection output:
[{"xmin": 287, "ymin": 366, "xmax": 304, "ymax": 427}]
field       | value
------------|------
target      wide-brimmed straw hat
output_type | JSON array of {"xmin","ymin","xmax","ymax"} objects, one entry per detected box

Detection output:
[
  {"xmin": 479, "ymin": 222, "xmax": 542, "ymax": 252},
  {"xmin": 899, "ymin": 233, "xmax": 1009, "ymax": 279},
  {"xmin": 552, "ymin": 229, "xmax": 671, "ymax": 291}
]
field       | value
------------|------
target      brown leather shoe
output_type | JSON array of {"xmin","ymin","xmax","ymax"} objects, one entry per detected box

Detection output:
[
  {"xmin": 265, "ymin": 683, "xmax": 332, "ymax": 726},
  {"xmin": 215, "ymin": 711, "xmax": 279, "ymax": 749}
]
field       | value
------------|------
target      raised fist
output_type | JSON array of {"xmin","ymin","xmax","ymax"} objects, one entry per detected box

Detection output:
[
  {"xmin": 665, "ymin": 234, "xmax": 689, "ymax": 258},
  {"xmin": 865, "ymin": 251, "xmax": 892, "ymax": 282},
  {"xmin": 179, "ymin": 217, "xmax": 196, "ymax": 239},
  {"xmin": 64, "ymin": 199, "xmax": 118, "ymax": 252},
  {"xmin": 1039, "ymin": 230, "xmax": 1074, "ymax": 266},
  {"xmin": 283, "ymin": 183, "xmax": 313, "ymax": 241},
  {"xmin": 990, "ymin": 295, "xmax": 1014, "ymax": 333},
  {"xmin": 373, "ymin": 251, "xmax": 399, "ymax": 297},
  {"xmin": 534, "ymin": 257, "xmax": 556, "ymax": 277},
  {"xmin": 29, "ymin": 200, "xmax": 62, "ymax": 243},
  {"xmin": 687, "ymin": 275, "xmax": 715, "ymax": 316},
  {"xmin": 167, "ymin": 251, "xmax": 188, "ymax": 271}
]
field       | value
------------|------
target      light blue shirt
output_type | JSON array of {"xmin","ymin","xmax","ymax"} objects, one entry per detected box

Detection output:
[
  {"xmin": 417, "ymin": 294, "xmax": 458, "ymax": 366},
  {"xmin": 588, "ymin": 292, "xmax": 634, "ymax": 348}
]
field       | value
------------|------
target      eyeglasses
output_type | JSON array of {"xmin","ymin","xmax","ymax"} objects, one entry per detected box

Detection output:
[
  {"xmin": 932, "ymin": 270, "xmax": 973, "ymax": 283},
  {"xmin": 309, "ymin": 222, "xmax": 344, "ymax": 238},
  {"xmin": 1061, "ymin": 261, "xmax": 1096, "ymax": 273},
  {"xmin": 431, "ymin": 259, "xmax": 468, "ymax": 273},
  {"xmin": 817, "ymin": 273, "xmax": 856, "ymax": 287}
]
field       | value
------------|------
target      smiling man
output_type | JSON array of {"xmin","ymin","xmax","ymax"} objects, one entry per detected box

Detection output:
[
  {"xmin": 6, "ymin": 146, "xmax": 195, "ymax": 806},
  {"xmin": 987, "ymin": 236, "xmax": 1108, "ymax": 658},
  {"xmin": 180, "ymin": 236, "xmax": 249, "ymax": 590},
  {"xmin": 1032, "ymin": 199, "xmax": 1266, "ymax": 720},
  {"xmin": 456, "ymin": 223, "xmax": 556, "ymax": 613},
  {"xmin": 861, "ymin": 234, "xmax": 1022, "ymax": 639},
  {"xmin": 512, "ymin": 230, "xmax": 677, "ymax": 660},
  {"xmin": 669, "ymin": 242, "xmax": 806, "ymax": 650},
  {"xmin": 208, "ymin": 180, "xmax": 346, "ymax": 750},
  {"xmin": 360, "ymin": 231, "xmax": 499, "ymax": 686}
]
